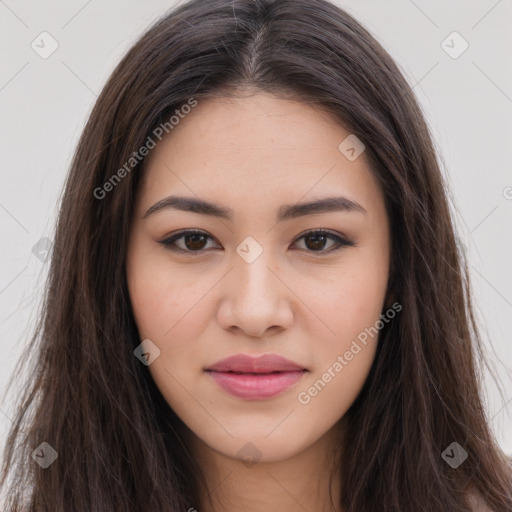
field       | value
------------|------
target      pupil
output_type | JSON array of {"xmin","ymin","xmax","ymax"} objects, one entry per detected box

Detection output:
[
  {"xmin": 185, "ymin": 234, "xmax": 206, "ymax": 250},
  {"xmin": 306, "ymin": 234, "xmax": 326, "ymax": 251}
]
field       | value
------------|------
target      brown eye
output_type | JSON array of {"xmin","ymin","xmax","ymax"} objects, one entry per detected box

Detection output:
[
  {"xmin": 159, "ymin": 230, "xmax": 219, "ymax": 253},
  {"xmin": 303, "ymin": 233, "xmax": 331, "ymax": 251},
  {"xmin": 182, "ymin": 233, "xmax": 209, "ymax": 251},
  {"xmin": 293, "ymin": 230, "xmax": 355, "ymax": 253},
  {"xmin": 159, "ymin": 229, "xmax": 354, "ymax": 255}
]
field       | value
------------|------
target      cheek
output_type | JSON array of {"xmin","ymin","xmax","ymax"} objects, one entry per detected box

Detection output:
[
  {"xmin": 127, "ymin": 248, "xmax": 209, "ymax": 342},
  {"xmin": 126, "ymin": 256, "xmax": 209, "ymax": 402},
  {"xmin": 292, "ymin": 249, "xmax": 388, "ymax": 412},
  {"xmin": 295, "ymin": 340, "xmax": 377, "ymax": 439},
  {"xmin": 126, "ymin": 248, "xmax": 220, "ymax": 407},
  {"xmin": 299, "ymin": 252, "xmax": 389, "ymax": 348},
  {"xmin": 294, "ymin": 266, "xmax": 387, "ymax": 424}
]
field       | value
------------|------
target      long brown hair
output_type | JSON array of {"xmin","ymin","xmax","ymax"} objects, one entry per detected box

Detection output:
[{"xmin": 1, "ymin": 0, "xmax": 511, "ymax": 510}]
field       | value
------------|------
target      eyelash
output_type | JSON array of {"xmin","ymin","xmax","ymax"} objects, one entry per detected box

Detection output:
[{"xmin": 158, "ymin": 229, "xmax": 355, "ymax": 255}]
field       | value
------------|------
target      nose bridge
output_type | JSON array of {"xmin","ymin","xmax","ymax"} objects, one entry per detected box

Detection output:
[
  {"xmin": 233, "ymin": 236, "xmax": 278, "ymax": 303},
  {"xmin": 218, "ymin": 235, "xmax": 293, "ymax": 336}
]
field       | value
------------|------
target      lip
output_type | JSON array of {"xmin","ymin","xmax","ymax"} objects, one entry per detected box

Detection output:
[
  {"xmin": 205, "ymin": 354, "xmax": 308, "ymax": 400},
  {"xmin": 206, "ymin": 353, "xmax": 306, "ymax": 373}
]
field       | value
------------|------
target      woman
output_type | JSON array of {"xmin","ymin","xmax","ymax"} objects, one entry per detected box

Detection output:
[{"xmin": 1, "ymin": 0, "xmax": 511, "ymax": 510}]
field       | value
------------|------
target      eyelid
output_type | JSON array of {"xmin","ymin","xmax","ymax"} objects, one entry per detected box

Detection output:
[{"xmin": 158, "ymin": 228, "xmax": 355, "ymax": 254}]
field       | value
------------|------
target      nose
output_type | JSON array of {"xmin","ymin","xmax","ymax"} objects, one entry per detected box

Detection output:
[{"xmin": 217, "ymin": 249, "xmax": 294, "ymax": 338}]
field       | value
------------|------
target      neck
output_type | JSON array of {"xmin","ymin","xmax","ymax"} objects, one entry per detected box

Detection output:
[{"xmin": 187, "ymin": 420, "xmax": 346, "ymax": 512}]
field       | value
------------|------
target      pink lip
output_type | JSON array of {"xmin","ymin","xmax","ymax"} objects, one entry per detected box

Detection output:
[{"xmin": 205, "ymin": 354, "xmax": 307, "ymax": 400}]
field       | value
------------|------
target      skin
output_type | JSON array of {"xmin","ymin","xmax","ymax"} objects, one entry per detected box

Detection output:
[{"xmin": 126, "ymin": 91, "xmax": 391, "ymax": 512}]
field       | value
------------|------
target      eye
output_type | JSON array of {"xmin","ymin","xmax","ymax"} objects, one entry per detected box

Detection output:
[
  {"xmin": 292, "ymin": 229, "xmax": 355, "ymax": 253},
  {"xmin": 158, "ymin": 229, "xmax": 220, "ymax": 253},
  {"xmin": 158, "ymin": 229, "xmax": 355, "ymax": 254}
]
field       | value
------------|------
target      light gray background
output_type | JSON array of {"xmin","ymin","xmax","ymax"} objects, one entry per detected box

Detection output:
[{"xmin": 1, "ymin": 0, "xmax": 511, "ymax": 466}]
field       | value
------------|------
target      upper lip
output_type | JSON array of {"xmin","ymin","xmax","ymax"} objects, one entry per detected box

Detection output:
[{"xmin": 205, "ymin": 354, "xmax": 306, "ymax": 373}]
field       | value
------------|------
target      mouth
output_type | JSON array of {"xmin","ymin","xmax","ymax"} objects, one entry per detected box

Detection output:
[
  {"xmin": 205, "ymin": 369, "xmax": 307, "ymax": 400},
  {"xmin": 204, "ymin": 354, "xmax": 308, "ymax": 400}
]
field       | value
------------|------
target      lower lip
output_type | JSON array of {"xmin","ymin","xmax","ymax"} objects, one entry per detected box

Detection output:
[{"xmin": 206, "ymin": 370, "xmax": 306, "ymax": 400}]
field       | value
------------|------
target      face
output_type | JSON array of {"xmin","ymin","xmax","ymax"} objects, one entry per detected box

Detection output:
[{"xmin": 126, "ymin": 91, "xmax": 391, "ymax": 463}]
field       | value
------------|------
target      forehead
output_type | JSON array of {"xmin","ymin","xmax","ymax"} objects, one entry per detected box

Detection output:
[{"xmin": 137, "ymin": 93, "xmax": 382, "ymax": 216}]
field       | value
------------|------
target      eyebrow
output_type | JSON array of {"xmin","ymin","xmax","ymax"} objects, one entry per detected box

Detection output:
[{"xmin": 143, "ymin": 195, "xmax": 367, "ymax": 221}]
